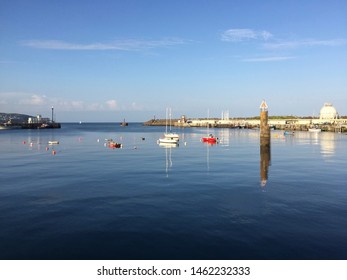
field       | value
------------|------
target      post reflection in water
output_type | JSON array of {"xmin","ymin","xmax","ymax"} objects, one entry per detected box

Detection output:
[{"xmin": 260, "ymin": 137, "xmax": 271, "ymax": 188}]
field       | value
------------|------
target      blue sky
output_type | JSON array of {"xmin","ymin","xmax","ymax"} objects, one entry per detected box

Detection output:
[{"xmin": 1, "ymin": 0, "xmax": 346, "ymax": 122}]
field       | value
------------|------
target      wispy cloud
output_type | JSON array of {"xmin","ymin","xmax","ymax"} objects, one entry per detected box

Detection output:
[
  {"xmin": 222, "ymin": 28, "xmax": 347, "ymax": 49},
  {"xmin": 22, "ymin": 38, "xmax": 186, "ymax": 51},
  {"xmin": 105, "ymin": 99, "xmax": 118, "ymax": 110},
  {"xmin": 19, "ymin": 94, "xmax": 47, "ymax": 105},
  {"xmin": 263, "ymin": 39, "xmax": 347, "ymax": 50},
  {"xmin": 0, "ymin": 92, "xmax": 146, "ymax": 114},
  {"xmin": 243, "ymin": 56, "xmax": 296, "ymax": 62},
  {"xmin": 51, "ymin": 99, "xmax": 114, "ymax": 111},
  {"xmin": 221, "ymin": 28, "xmax": 273, "ymax": 42}
]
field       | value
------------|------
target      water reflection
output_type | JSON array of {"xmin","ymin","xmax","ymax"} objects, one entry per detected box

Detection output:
[
  {"xmin": 260, "ymin": 137, "xmax": 271, "ymax": 188},
  {"xmin": 159, "ymin": 142, "xmax": 178, "ymax": 177},
  {"xmin": 219, "ymin": 128, "xmax": 230, "ymax": 146},
  {"xmin": 320, "ymin": 133, "xmax": 336, "ymax": 158}
]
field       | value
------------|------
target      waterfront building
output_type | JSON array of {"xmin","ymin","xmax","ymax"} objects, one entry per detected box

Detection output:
[{"xmin": 28, "ymin": 114, "xmax": 50, "ymax": 124}]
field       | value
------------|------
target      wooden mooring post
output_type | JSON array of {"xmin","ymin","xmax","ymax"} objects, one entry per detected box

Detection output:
[{"xmin": 260, "ymin": 100, "xmax": 271, "ymax": 187}]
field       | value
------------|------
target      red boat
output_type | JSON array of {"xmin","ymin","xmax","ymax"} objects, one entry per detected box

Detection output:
[
  {"xmin": 108, "ymin": 142, "xmax": 122, "ymax": 149},
  {"xmin": 201, "ymin": 134, "xmax": 218, "ymax": 144},
  {"xmin": 106, "ymin": 139, "xmax": 122, "ymax": 149}
]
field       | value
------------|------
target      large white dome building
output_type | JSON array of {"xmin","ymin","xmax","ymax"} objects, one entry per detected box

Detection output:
[{"xmin": 319, "ymin": 103, "xmax": 339, "ymax": 120}]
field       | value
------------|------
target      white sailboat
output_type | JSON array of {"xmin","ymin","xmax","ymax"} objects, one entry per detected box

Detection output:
[
  {"xmin": 164, "ymin": 108, "xmax": 179, "ymax": 140},
  {"xmin": 158, "ymin": 108, "xmax": 179, "ymax": 144}
]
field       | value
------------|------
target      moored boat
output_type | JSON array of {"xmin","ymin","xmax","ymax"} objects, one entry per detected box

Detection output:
[
  {"xmin": 105, "ymin": 139, "xmax": 122, "ymax": 148},
  {"xmin": 120, "ymin": 118, "xmax": 128, "ymax": 126},
  {"xmin": 201, "ymin": 134, "xmax": 218, "ymax": 144},
  {"xmin": 284, "ymin": 131, "xmax": 295, "ymax": 135},
  {"xmin": 158, "ymin": 136, "xmax": 179, "ymax": 145},
  {"xmin": 201, "ymin": 109, "xmax": 218, "ymax": 144},
  {"xmin": 164, "ymin": 132, "xmax": 179, "ymax": 140},
  {"xmin": 308, "ymin": 126, "xmax": 322, "ymax": 132},
  {"xmin": 158, "ymin": 108, "xmax": 179, "ymax": 145},
  {"xmin": 108, "ymin": 142, "xmax": 122, "ymax": 148},
  {"xmin": 0, "ymin": 120, "xmax": 22, "ymax": 130},
  {"xmin": 0, "ymin": 124, "xmax": 21, "ymax": 130}
]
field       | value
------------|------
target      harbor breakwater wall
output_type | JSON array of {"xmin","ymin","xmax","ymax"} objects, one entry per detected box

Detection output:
[{"xmin": 144, "ymin": 118, "xmax": 347, "ymax": 133}]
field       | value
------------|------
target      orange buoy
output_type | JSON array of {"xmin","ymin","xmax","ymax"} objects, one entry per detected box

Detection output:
[
  {"xmin": 22, "ymin": 141, "xmax": 26, "ymax": 144},
  {"xmin": 45, "ymin": 147, "xmax": 49, "ymax": 151},
  {"xmin": 52, "ymin": 150, "xmax": 56, "ymax": 155}
]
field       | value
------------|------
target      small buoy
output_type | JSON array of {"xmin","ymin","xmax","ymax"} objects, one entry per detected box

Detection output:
[
  {"xmin": 52, "ymin": 150, "xmax": 56, "ymax": 155},
  {"xmin": 45, "ymin": 146, "xmax": 49, "ymax": 151},
  {"xmin": 22, "ymin": 141, "xmax": 26, "ymax": 144},
  {"xmin": 97, "ymin": 139, "xmax": 100, "ymax": 142},
  {"xmin": 184, "ymin": 142, "xmax": 187, "ymax": 146},
  {"xmin": 30, "ymin": 142, "xmax": 34, "ymax": 147},
  {"xmin": 141, "ymin": 137, "xmax": 145, "ymax": 141}
]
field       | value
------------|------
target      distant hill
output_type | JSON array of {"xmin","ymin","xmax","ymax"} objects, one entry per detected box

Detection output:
[{"xmin": 0, "ymin": 112, "xmax": 34, "ymax": 123}]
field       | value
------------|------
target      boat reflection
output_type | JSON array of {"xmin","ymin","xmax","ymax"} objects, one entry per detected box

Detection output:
[
  {"xmin": 158, "ymin": 142, "xmax": 178, "ymax": 177},
  {"xmin": 158, "ymin": 142, "xmax": 179, "ymax": 148},
  {"xmin": 260, "ymin": 138, "xmax": 271, "ymax": 188}
]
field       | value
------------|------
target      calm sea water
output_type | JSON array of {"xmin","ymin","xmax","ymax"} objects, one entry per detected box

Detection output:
[{"xmin": 0, "ymin": 123, "xmax": 346, "ymax": 260}]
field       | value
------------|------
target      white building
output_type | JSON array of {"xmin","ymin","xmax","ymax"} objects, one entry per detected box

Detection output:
[{"xmin": 28, "ymin": 114, "xmax": 50, "ymax": 124}]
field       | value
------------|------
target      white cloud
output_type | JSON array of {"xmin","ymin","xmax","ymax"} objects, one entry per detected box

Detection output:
[
  {"xmin": 221, "ymin": 29, "xmax": 347, "ymax": 52},
  {"xmin": 105, "ymin": 99, "xmax": 118, "ymax": 110},
  {"xmin": 243, "ymin": 56, "xmax": 296, "ymax": 62},
  {"xmin": 0, "ymin": 92, "xmax": 147, "ymax": 115},
  {"xmin": 221, "ymin": 28, "xmax": 273, "ymax": 42},
  {"xmin": 19, "ymin": 94, "xmax": 47, "ymax": 105},
  {"xmin": 130, "ymin": 102, "xmax": 144, "ymax": 110},
  {"xmin": 69, "ymin": 101, "xmax": 85, "ymax": 110},
  {"xmin": 263, "ymin": 39, "xmax": 347, "ymax": 50},
  {"xmin": 22, "ymin": 38, "xmax": 186, "ymax": 51},
  {"xmin": 57, "ymin": 100, "xmax": 104, "ymax": 111},
  {"xmin": 87, "ymin": 103, "xmax": 104, "ymax": 111}
]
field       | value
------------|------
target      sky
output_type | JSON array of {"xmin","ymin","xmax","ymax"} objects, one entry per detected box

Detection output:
[{"xmin": 1, "ymin": 0, "xmax": 347, "ymax": 122}]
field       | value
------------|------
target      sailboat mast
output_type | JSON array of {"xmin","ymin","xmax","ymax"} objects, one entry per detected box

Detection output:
[
  {"xmin": 207, "ymin": 108, "xmax": 210, "ymax": 134},
  {"xmin": 169, "ymin": 108, "xmax": 172, "ymax": 132},
  {"xmin": 165, "ymin": 107, "xmax": 168, "ymax": 134}
]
